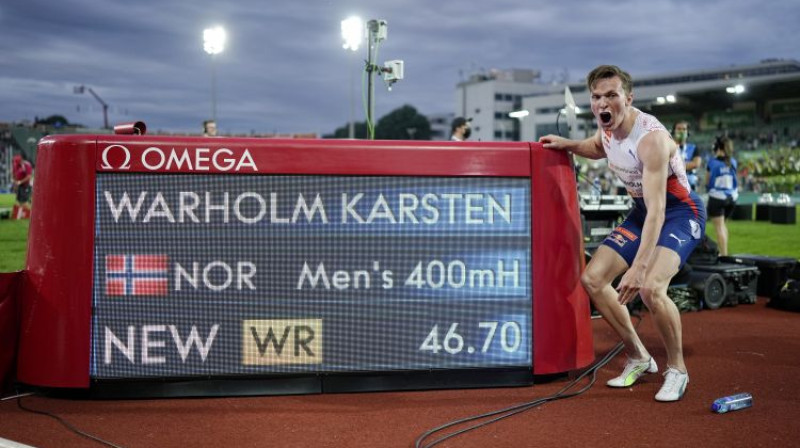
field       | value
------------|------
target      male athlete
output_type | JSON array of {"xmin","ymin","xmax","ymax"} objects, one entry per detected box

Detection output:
[{"xmin": 539, "ymin": 65, "xmax": 706, "ymax": 402}]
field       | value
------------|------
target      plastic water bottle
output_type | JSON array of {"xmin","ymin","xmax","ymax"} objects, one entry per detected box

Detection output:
[
  {"xmin": 711, "ymin": 393, "xmax": 753, "ymax": 413},
  {"xmin": 591, "ymin": 178, "xmax": 601, "ymax": 204}
]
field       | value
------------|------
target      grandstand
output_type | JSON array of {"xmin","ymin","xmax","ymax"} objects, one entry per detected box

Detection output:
[{"xmin": 519, "ymin": 59, "xmax": 800, "ymax": 150}]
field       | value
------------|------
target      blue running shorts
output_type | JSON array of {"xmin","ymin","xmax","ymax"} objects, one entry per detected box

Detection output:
[{"xmin": 601, "ymin": 205, "xmax": 706, "ymax": 268}]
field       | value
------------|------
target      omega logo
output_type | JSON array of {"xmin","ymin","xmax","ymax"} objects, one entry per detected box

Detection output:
[
  {"xmin": 99, "ymin": 145, "xmax": 258, "ymax": 172},
  {"xmin": 100, "ymin": 145, "xmax": 132, "ymax": 170}
]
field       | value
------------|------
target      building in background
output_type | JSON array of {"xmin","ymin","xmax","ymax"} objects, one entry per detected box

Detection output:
[
  {"xmin": 426, "ymin": 112, "xmax": 454, "ymax": 141},
  {"xmin": 455, "ymin": 69, "xmax": 557, "ymax": 142}
]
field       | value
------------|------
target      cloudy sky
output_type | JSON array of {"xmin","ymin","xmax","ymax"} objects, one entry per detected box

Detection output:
[{"xmin": 1, "ymin": 0, "xmax": 798, "ymax": 135}]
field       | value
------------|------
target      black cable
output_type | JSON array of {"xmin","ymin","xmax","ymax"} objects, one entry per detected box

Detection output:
[
  {"xmin": 414, "ymin": 315, "xmax": 643, "ymax": 448},
  {"xmin": 414, "ymin": 342, "xmax": 621, "ymax": 448},
  {"xmin": 16, "ymin": 395, "xmax": 125, "ymax": 448}
]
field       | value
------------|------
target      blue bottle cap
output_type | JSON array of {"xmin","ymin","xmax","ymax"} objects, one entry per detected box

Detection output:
[{"xmin": 711, "ymin": 402, "xmax": 722, "ymax": 412}]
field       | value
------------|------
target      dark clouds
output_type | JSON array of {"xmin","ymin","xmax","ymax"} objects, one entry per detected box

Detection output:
[{"xmin": 1, "ymin": 0, "xmax": 797, "ymax": 134}]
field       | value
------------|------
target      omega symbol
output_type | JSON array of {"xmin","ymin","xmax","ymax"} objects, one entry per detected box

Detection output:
[{"xmin": 100, "ymin": 145, "xmax": 132, "ymax": 170}]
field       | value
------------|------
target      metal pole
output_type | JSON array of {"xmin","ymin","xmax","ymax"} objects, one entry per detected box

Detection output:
[
  {"xmin": 462, "ymin": 84, "xmax": 467, "ymax": 118},
  {"xmin": 211, "ymin": 54, "xmax": 218, "ymax": 122},
  {"xmin": 366, "ymin": 23, "xmax": 375, "ymax": 140},
  {"xmin": 349, "ymin": 54, "xmax": 355, "ymax": 139}
]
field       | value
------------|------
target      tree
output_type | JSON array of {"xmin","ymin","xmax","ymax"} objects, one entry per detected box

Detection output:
[
  {"xmin": 324, "ymin": 121, "xmax": 370, "ymax": 139},
  {"xmin": 324, "ymin": 105, "xmax": 432, "ymax": 140},
  {"xmin": 34, "ymin": 115, "xmax": 71, "ymax": 128},
  {"xmin": 375, "ymin": 105, "xmax": 431, "ymax": 140}
]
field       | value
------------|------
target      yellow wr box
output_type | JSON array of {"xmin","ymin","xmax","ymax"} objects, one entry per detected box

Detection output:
[{"xmin": 242, "ymin": 319, "xmax": 323, "ymax": 365}]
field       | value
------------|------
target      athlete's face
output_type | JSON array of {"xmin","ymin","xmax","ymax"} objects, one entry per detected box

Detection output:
[{"xmin": 590, "ymin": 76, "xmax": 632, "ymax": 131}]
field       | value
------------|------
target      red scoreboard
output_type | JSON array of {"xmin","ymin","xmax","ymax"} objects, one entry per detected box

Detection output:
[{"xmin": 17, "ymin": 134, "xmax": 592, "ymax": 397}]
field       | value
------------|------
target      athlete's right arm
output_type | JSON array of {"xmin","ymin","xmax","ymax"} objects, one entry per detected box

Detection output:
[{"xmin": 538, "ymin": 130, "xmax": 605, "ymax": 159}]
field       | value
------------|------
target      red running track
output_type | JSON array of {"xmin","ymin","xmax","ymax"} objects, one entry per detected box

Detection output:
[{"xmin": 1, "ymin": 298, "xmax": 798, "ymax": 448}]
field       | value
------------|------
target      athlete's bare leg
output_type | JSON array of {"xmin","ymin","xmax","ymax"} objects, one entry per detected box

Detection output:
[
  {"xmin": 581, "ymin": 245, "xmax": 650, "ymax": 360},
  {"xmin": 711, "ymin": 215, "xmax": 728, "ymax": 256},
  {"xmin": 639, "ymin": 247, "xmax": 685, "ymax": 372}
]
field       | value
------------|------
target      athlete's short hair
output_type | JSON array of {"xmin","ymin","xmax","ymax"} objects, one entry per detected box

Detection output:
[{"xmin": 587, "ymin": 65, "xmax": 633, "ymax": 94}]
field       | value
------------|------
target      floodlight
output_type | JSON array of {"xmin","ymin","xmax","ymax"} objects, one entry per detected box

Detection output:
[
  {"xmin": 341, "ymin": 17, "xmax": 363, "ymax": 51},
  {"xmin": 203, "ymin": 26, "xmax": 226, "ymax": 55},
  {"xmin": 726, "ymin": 84, "xmax": 745, "ymax": 94}
]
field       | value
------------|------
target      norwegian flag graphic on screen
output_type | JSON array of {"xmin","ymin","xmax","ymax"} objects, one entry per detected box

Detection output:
[{"xmin": 105, "ymin": 254, "xmax": 168, "ymax": 296}]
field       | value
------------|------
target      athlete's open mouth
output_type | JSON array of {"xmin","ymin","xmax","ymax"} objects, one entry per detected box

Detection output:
[{"xmin": 600, "ymin": 112, "xmax": 612, "ymax": 123}]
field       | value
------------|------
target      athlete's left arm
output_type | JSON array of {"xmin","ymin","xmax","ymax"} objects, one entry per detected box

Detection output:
[{"xmin": 616, "ymin": 132, "xmax": 671, "ymax": 305}]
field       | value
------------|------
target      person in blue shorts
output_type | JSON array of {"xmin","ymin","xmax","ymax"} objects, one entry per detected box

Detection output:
[
  {"xmin": 706, "ymin": 137, "xmax": 738, "ymax": 256},
  {"xmin": 539, "ymin": 65, "xmax": 707, "ymax": 402}
]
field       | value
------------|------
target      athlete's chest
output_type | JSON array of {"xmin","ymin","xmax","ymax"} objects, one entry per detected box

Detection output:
[{"xmin": 604, "ymin": 134, "xmax": 642, "ymax": 178}]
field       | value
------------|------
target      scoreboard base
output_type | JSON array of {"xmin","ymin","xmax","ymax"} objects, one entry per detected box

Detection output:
[
  {"xmin": 88, "ymin": 375, "xmax": 322, "ymax": 399},
  {"xmin": 27, "ymin": 368, "xmax": 534, "ymax": 399},
  {"xmin": 322, "ymin": 367, "xmax": 533, "ymax": 393}
]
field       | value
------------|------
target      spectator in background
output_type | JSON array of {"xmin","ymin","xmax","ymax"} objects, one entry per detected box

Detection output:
[
  {"xmin": 12, "ymin": 154, "xmax": 33, "ymax": 218},
  {"xmin": 203, "ymin": 119, "xmax": 218, "ymax": 137},
  {"xmin": 706, "ymin": 137, "xmax": 738, "ymax": 256},
  {"xmin": 673, "ymin": 121, "xmax": 702, "ymax": 191},
  {"xmin": 450, "ymin": 117, "xmax": 471, "ymax": 141}
]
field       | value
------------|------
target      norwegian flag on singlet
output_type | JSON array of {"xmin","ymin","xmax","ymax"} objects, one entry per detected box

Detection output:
[{"xmin": 105, "ymin": 254, "xmax": 168, "ymax": 296}]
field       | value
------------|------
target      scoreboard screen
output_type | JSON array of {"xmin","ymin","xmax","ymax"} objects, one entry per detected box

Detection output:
[{"xmin": 91, "ymin": 174, "xmax": 532, "ymax": 379}]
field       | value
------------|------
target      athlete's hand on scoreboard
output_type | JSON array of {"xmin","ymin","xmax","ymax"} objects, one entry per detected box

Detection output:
[
  {"xmin": 616, "ymin": 264, "xmax": 644, "ymax": 305},
  {"xmin": 538, "ymin": 134, "xmax": 570, "ymax": 151}
]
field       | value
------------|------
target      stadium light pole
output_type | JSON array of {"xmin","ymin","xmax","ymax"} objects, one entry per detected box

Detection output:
[
  {"xmin": 341, "ymin": 16, "xmax": 363, "ymax": 139},
  {"xmin": 203, "ymin": 26, "xmax": 227, "ymax": 123}
]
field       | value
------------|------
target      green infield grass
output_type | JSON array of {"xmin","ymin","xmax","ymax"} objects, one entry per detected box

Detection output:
[
  {"xmin": 0, "ymin": 193, "xmax": 28, "ymax": 271},
  {"xmin": 707, "ymin": 211, "xmax": 800, "ymax": 259}
]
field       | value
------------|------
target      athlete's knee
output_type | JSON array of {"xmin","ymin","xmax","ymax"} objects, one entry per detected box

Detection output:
[
  {"xmin": 640, "ymin": 281, "xmax": 669, "ymax": 310},
  {"xmin": 580, "ymin": 269, "xmax": 609, "ymax": 297}
]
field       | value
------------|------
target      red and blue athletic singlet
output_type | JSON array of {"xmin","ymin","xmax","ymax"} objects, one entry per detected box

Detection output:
[{"xmin": 600, "ymin": 108, "xmax": 707, "ymax": 267}]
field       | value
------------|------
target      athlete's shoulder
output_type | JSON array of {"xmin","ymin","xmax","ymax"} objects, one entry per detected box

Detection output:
[{"xmin": 636, "ymin": 109, "xmax": 669, "ymax": 133}]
